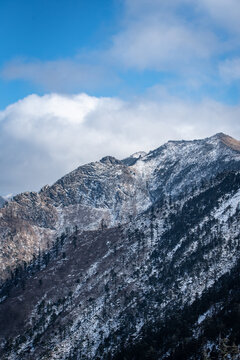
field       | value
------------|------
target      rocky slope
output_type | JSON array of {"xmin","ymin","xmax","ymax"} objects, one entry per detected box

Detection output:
[
  {"xmin": 1, "ymin": 133, "xmax": 240, "ymax": 284},
  {"xmin": 0, "ymin": 133, "xmax": 240, "ymax": 359}
]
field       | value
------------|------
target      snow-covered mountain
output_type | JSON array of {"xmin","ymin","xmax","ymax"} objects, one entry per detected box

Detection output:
[
  {"xmin": 0, "ymin": 133, "xmax": 240, "ymax": 359},
  {"xmin": 1, "ymin": 132, "xmax": 240, "ymax": 284}
]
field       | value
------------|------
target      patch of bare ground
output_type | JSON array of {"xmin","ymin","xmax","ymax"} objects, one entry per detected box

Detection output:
[{"xmin": 220, "ymin": 133, "xmax": 240, "ymax": 152}]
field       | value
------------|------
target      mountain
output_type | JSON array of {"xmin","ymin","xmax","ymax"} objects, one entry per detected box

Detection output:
[{"xmin": 0, "ymin": 133, "xmax": 240, "ymax": 359}]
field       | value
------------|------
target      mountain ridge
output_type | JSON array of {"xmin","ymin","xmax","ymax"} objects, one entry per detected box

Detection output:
[
  {"xmin": 0, "ymin": 133, "xmax": 240, "ymax": 359},
  {"xmin": 0, "ymin": 133, "xmax": 240, "ymax": 284},
  {"xmin": 0, "ymin": 166, "xmax": 240, "ymax": 359}
]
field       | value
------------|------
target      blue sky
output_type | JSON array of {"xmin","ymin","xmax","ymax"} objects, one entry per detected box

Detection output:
[
  {"xmin": 1, "ymin": 0, "xmax": 240, "ymax": 107},
  {"xmin": 0, "ymin": 0, "xmax": 120, "ymax": 107},
  {"xmin": 1, "ymin": 0, "xmax": 240, "ymax": 194}
]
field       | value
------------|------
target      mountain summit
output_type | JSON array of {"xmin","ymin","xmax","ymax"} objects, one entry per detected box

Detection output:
[
  {"xmin": 216, "ymin": 132, "xmax": 240, "ymax": 152},
  {"xmin": 0, "ymin": 133, "xmax": 240, "ymax": 359},
  {"xmin": 1, "ymin": 133, "xmax": 240, "ymax": 283}
]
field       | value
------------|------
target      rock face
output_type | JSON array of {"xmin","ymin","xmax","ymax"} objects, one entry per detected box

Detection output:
[
  {"xmin": 132, "ymin": 132, "xmax": 240, "ymax": 200},
  {"xmin": 0, "ymin": 133, "xmax": 240, "ymax": 359},
  {"xmin": 0, "ymin": 156, "xmax": 151, "ymax": 284},
  {"xmin": 1, "ymin": 133, "xmax": 240, "ymax": 283}
]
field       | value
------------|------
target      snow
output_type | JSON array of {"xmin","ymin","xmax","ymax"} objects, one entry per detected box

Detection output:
[
  {"xmin": 197, "ymin": 307, "xmax": 214, "ymax": 325},
  {"xmin": 214, "ymin": 189, "xmax": 240, "ymax": 221},
  {"xmin": 1, "ymin": 133, "xmax": 240, "ymax": 359},
  {"xmin": 130, "ymin": 151, "xmax": 147, "ymax": 159}
]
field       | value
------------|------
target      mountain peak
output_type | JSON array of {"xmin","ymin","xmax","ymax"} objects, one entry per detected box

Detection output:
[
  {"xmin": 121, "ymin": 151, "xmax": 147, "ymax": 166},
  {"xmin": 215, "ymin": 133, "xmax": 240, "ymax": 152},
  {"xmin": 99, "ymin": 156, "xmax": 122, "ymax": 165},
  {"xmin": 1, "ymin": 132, "xmax": 240, "ymax": 360},
  {"xmin": 128, "ymin": 151, "xmax": 147, "ymax": 160},
  {"xmin": 214, "ymin": 132, "xmax": 228, "ymax": 138}
]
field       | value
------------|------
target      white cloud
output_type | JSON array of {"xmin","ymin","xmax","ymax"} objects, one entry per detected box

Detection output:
[
  {"xmin": 200, "ymin": 0, "xmax": 240, "ymax": 35},
  {"xmin": 0, "ymin": 92, "xmax": 240, "ymax": 195},
  {"xmin": 219, "ymin": 58, "xmax": 240, "ymax": 81},
  {"xmin": 108, "ymin": 0, "xmax": 240, "ymax": 73},
  {"xmin": 110, "ymin": 21, "xmax": 217, "ymax": 71},
  {"xmin": 125, "ymin": 0, "xmax": 240, "ymax": 36},
  {"xmin": 107, "ymin": 0, "xmax": 222, "ymax": 72},
  {"xmin": 1, "ymin": 0, "xmax": 239, "ymax": 88},
  {"xmin": 1, "ymin": 59, "xmax": 118, "ymax": 92}
]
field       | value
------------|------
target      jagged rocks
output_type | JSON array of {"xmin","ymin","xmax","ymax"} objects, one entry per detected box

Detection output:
[{"xmin": 0, "ymin": 133, "xmax": 240, "ymax": 283}]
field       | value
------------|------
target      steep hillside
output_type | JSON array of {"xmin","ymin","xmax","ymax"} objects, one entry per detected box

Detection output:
[
  {"xmin": 1, "ymin": 133, "xmax": 240, "ymax": 284},
  {"xmin": 0, "ymin": 157, "xmax": 151, "ymax": 284},
  {"xmin": 0, "ymin": 133, "xmax": 240, "ymax": 359},
  {"xmin": 0, "ymin": 170, "xmax": 240, "ymax": 359},
  {"xmin": 131, "ymin": 132, "xmax": 240, "ymax": 200}
]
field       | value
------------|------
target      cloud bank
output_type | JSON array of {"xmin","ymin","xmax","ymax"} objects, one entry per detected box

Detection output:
[
  {"xmin": 0, "ymin": 92, "xmax": 240, "ymax": 195},
  {"xmin": 1, "ymin": 59, "xmax": 118, "ymax": 92}
]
